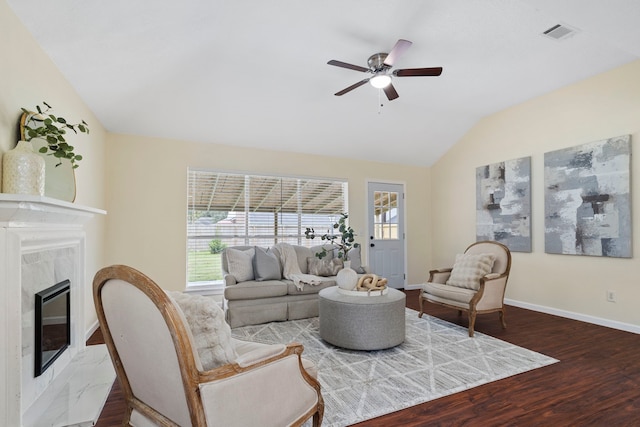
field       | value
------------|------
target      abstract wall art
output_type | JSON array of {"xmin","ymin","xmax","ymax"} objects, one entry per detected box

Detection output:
[
  {"xmin": 544, "ymin": 135, "xmax": 631, "ymax": 257},
  {"xmin": 476, "ymin": 156, "xmax": 531, "ymax": 252}
]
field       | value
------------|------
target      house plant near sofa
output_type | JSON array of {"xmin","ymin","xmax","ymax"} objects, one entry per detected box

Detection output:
[{"xmin": 305, "ymin": 213, "xmax": 361, "ymax": 290}]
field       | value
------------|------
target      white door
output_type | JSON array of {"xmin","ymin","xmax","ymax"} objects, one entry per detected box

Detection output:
[{"xmin": 367, "ymin": 182, "xmax": 405, "ymax": 288}]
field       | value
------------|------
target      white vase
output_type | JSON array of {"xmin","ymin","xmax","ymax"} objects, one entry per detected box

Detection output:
[
  {"xmin": 336, "ymin": 260, "xmax": 358, "ymax": 291},
  {"xmin": 2, "ymin": 140, "xmax": 45, "ymax": 196}
]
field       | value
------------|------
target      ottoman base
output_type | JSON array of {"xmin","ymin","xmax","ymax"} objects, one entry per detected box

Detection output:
[{"xmin": 318, "ymin": 287, "xmax": 406, "ymax": 350}]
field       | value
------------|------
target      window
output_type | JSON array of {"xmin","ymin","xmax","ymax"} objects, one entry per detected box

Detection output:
[
  {"xmin": 187, "ymin": 169, "xmax": 347, "ymax": 287},
  {"xmin": 373, "ymin": 191, "xmax": 399, "ymax": 239}
]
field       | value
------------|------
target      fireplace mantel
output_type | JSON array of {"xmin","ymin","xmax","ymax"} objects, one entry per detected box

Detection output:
[{"xmin": 0, "ymin": 194, "xmax": 106, "ymax": 226}]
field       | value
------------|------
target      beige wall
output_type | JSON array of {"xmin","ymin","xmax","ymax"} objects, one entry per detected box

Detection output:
[
  {"xmin": 431, "ymin": 60, "xmax": 640, "ymax": 328},
  {"xmin": 5, "ymin": 0, "xmax": 639, "ymax": 332},
  {"xmin": 1, "ymin": 1, "xmax": 108, "ymax": 333},
  {"xmin": 105, "ymin": 134, "xmax": 431, "ymax": 290}
]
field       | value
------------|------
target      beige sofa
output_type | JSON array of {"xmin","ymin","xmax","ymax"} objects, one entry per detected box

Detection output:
[{"xmin": 221, "ymin": 244, "xmax": 366, "ymax": 328}]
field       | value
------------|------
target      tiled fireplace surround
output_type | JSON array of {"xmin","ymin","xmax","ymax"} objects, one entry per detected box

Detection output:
[{"xmin": 0, "ymin": 195, "xmax": 114, "ymax": 426}]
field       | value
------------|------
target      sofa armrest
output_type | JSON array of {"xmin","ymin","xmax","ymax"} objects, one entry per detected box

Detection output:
[{"xmin": 223, "ymin": 274, "xmax": 237, "ymax": 286}]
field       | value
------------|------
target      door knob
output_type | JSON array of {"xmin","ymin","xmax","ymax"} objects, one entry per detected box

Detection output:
[{"xmin": 370, "ymin": 243, "xmax": 375, "ymax": 247}]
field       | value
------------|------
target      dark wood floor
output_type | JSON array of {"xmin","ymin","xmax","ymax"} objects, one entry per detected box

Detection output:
[{"xmin": 89, "ymin": 289, "xmax": 640, "ymax": 426}]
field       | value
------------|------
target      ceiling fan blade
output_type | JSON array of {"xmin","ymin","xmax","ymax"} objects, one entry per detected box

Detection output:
[
  {"xmin": 383, "ymin": 83, "xmax": 399, "ymax": 101},
  {"xmin": 394, "ymin": 67, "xmax": 443, "ymax": 77},
  {"xmin": 335, "ymin": 78, "xmax": 370, "ymax": 96},
  {"xmin": 328, "ymin": 60, "xmax": 370, "ymax": 73},
  {"xmin": 383, "ymin": 39, "xmax": 412, "ymax": 67}
]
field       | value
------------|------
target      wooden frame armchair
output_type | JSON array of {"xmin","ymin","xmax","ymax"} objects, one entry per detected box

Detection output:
[
  {"xmin": 93, "ymin": 265, "xmax": 323, "ymax": 427},
  {"xmin": 418, "ymin": 241, "xmax": 511, "ymax": 337}
]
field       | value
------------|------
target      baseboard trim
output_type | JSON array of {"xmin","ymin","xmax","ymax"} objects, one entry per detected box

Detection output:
[
  {"xmin": 505, "ymin": 298, "xmax": 640, "ymax": 334},
  {"xmin": 85, "ymin": 319, "xmax": 100, "ymax": 342}
]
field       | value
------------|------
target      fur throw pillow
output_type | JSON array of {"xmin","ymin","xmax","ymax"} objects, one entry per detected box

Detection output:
[{"xmin": 168, "ymin": 291, "xmax": 238, "ymax": 370}]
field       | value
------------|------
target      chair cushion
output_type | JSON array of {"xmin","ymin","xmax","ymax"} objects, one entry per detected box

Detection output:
[
  {"xmin": 423, "ymin": 282, "xmax": 476, "ymax": 304},
  {"xmin": 307, "ymin": 257, "xmax": 343, "ymax": 276},
  {"xmin": 226, "ymin": 247, "xmax": 255, "ymax": 282},
  {"xmin": 168, "ymin": 292, "xmax": 238, "ymax": 370},
  {"xmin": 253, "ymin": 246, "xmax": 282, "ymax": 281},
  {"xmin": 446, "ymin": 253, "xmax": 496, "ymax": 290}
]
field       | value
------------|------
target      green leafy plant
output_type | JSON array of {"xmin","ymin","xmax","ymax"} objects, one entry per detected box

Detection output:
[
  {"xmin": 208, "ymin": 239, "xmax": 227, "ymax": 254},
  {"xmin": 305, "ymin": 213, "xmax": 360, "ymax": 260},
  {"xmin": 21, "ymin": 102, "xmax": 89, "ymax": 169}
]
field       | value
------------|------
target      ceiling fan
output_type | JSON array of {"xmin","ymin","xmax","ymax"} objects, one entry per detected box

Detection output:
[{"xmin": 328, "ymin": 39, "xmax": 443, "ymax": 101}]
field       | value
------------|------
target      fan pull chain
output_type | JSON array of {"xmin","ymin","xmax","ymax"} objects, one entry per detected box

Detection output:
[{"xmin": 378, "ymin": 89, "xmax": 384, "ymax": 114}]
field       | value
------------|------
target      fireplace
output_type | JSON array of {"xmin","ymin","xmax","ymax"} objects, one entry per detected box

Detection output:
[
  {"xmin": 34, "ymin": 279, "xmax": 71, "ymax": 377},
  {"xmin": 0, "ymin": 194, "xmax": 111, "ymax": 427}
]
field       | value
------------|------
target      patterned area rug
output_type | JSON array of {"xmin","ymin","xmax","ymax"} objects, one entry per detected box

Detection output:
[{"xmin": 232, "ymin": 309, "xmax": 558, "ymax": 427}]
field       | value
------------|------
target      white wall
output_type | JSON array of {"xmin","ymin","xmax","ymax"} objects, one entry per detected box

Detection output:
[
  {"xmin": 0, "ymin": 0, "xmax": 108, "ymax": 334},
  {"xmin": 431, "ymin": 60, "xmax": 640, "ymax": 329},
  {"xmin": 104, "ymin": 134, "xmax": 431, "ymax": 291}
]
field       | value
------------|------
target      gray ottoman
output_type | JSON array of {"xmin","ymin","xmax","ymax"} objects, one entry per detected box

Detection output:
[{"xmin": 318, "ymin": 287, "xmax": 406, "ymax": 350}]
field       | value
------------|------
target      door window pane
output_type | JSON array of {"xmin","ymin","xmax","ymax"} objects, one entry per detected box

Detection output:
[{"xmin": 373, "ymin": 191, "xmax": 399, "ymax": 240}]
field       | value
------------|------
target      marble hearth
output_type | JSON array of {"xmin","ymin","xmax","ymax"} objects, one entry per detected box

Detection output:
[{"xmin": 0, "ymin": 195, "xmax": 114, "ymax": 427}]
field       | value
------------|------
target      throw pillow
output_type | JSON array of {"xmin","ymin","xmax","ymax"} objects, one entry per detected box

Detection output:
[
  {"xmin": 225, "ymin": 247, "xmax": 255, "ymax": 282},
  {"xmin": 253, "ymin": 246, "xmax": 282, "ymax": 281},
  {"xmin": 307, "ymin": 257, "xmax": 343, "ymax": 277},
  {"xmin": 446, "ymin": 253, "xmax": 496, "ymax": 290},
  {"xmin": 167, "ymin": 291, "xmax": 238, "ymax": 370},
  {"xmin": 334, "ymin": 245, "xmax": 365, "ymax": 273}
]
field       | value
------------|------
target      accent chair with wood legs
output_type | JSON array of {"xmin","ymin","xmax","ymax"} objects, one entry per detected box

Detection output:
[
  {"xmin": 418, "ymin": 241, "xmax": 512, "ymax": 337},
  {"xmin": 93, "ymin": 265, "xmax": 323, "ymax": 427}
]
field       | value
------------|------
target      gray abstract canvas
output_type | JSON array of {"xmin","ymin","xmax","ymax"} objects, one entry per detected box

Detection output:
[
  {"xmin": 544, "ymin": 135, "xmax": 631, "ymax": 257},
  {"xmin": 476, "ymin": 157, "xmax": 531, "ymax": 252}
]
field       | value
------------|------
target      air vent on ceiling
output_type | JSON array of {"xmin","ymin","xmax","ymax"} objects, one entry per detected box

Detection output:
[{"xmin": 542, "ymin": 23, "xmax": 579, "ymax": 41}]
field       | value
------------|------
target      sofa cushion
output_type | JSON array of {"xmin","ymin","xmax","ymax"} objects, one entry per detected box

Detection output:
[
  {"xmin": 307, "ymin": 257, "xmax": 343, "ymax": 276},
  {"xmin": 293, "ymin": 245, "xmax": 314, "ymax": 274},
  {"xmin": 253, "ymin": 246, "xmax": 282, "ymax": 281},
  {"xmin": 226, "ymin": 247, "xmax": 255, "ymax": 282},
  {"xmin": 446, "ymin": 253, "xmax": 496, "ymax": 290},
  {"xmin": 168, "ymin": 291, "xmax": 238, "ymax": 370},
  {"xmin": 285, "ymin": 279, "xmax": 337, "ymax": 295},
  {"xmin": 224, "ymin": 280, "xmax": 288, "ymax": 300}
]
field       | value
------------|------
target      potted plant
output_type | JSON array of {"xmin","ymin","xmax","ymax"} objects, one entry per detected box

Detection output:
[
  {"xmin": 21, "ymin": 101, "xmax": 89, "ymax": 169},
  {"xmin": 305, "ymin": 212, "xmax": 360, "ymax": 261}
]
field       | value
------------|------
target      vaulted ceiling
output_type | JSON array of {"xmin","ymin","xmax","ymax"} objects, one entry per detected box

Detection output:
[{"xmin": 7, "ymin": 0, "xmax": 640, "ymax": 167}]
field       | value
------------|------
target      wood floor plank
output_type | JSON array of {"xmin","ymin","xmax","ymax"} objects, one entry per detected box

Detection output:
[{"xmin": 89, "ymin": 289, "xmax": 640, "ymax": 426}]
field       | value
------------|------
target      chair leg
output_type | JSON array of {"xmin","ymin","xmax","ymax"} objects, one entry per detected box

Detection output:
[
  {"xmin": 313, "ymin": 409, "xmax": 323, "ymax": 427},
  {"xmin": 499, "ymin": 309, "xmax": 507, "ymax": 329},
  {"xmin": 418, "ymin": 294, "xmax": 424, "ymax": 318},
  {"xmin": 468, "ymin": 310, "xmax": 477, "ymax": 337}
]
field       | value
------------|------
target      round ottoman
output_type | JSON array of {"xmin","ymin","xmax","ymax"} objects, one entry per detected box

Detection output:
[{"xmin": 318, "ymin": 286, "xmax": 406, "ymax": 350}]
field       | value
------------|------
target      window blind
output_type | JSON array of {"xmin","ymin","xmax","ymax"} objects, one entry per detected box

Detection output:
[{"xmin": 187, "ymin": 169, "xmax": 347, "ymax": 285}]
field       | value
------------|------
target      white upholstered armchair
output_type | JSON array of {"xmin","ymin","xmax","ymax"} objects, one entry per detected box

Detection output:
[
  {"xmin": 418, "ymin": 241, "xmax": 511, "ymax": 337},
  {"xmin": 93, "ymin": 265, "xmax": 323, "ymax": 427}
]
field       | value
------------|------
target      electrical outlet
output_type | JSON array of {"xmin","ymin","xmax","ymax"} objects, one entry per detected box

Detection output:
[{"xmin": 606, "ymin": 290, "xmax": 616, "ymax": 303}]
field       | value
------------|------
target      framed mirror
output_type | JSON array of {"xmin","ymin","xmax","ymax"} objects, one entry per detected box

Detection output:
[{"xmin": 20, "ymin": 112, "xmax": 76, "ymax": 202}]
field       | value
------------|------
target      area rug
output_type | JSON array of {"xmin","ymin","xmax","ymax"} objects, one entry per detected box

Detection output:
[{"xmin": 232, "ymin": 309, "xmax": 558, "ymax": 427}]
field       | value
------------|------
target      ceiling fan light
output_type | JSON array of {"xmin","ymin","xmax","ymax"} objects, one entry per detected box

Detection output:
[{"xmin": 370, "ymin": 74, "xmax": 391, "ymax": 89}]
